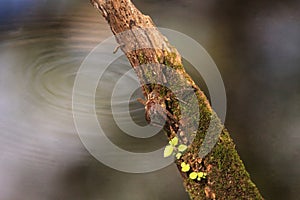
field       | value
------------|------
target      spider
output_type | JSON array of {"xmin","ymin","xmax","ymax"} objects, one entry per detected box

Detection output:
[
  {"xmin": 137, "ymin": 86, "xmax": 176, "ymax": 127},
  {"xmin": 137, "ymin": 84, "xmax": 193, "ymax": 144}
]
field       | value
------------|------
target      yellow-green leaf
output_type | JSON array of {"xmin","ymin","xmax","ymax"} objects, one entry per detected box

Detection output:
[
  {"xmin": 189, "ymin": 172, "xmax": 197, "ymax": 179},
  {"xmin": 175, "ymin": 153, "xmax": 182, "ymax": 159},
  {"xmin": 181, "ymin": 162, "xmax": 190, "ymax": 172},
  {"xmin": 163, "ymin": 145, "xmax": 174, "ymax": 157},
  {"xmin": 198, "ymin": 172, "xmax": 204, "ymax": 178},
  {"xmin": 169, "ymin": 137, "xmax": 178, "ymax": 146},
  {"xmin": 178, "ymin": 144, "xmax": 187, "ymax": 152}
]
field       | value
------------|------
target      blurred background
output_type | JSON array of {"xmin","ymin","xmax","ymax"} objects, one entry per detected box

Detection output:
[{"xmin": 0, "ymin": 0, "xmax": 299, "ymax": 199}]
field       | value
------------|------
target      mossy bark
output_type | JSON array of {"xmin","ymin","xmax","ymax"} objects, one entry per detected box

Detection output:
[{"xmin": 89, "ymin": 0, "xmax": 263, "ymax": 199}]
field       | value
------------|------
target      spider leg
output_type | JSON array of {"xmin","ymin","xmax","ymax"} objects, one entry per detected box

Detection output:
[
  {"xmin": 159, "ymin": 106, "xmax": 177, "ymax": 123},
  {"xmin": 137, "ymin": 98, "xmax": 146, "ymax": 105}
]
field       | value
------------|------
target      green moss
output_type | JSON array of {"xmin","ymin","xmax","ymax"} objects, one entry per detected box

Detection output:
[
  {"xmin": 138, "ymin": 51, "xmax": 146, "ymax": 64},
  {"xmin": 143, "ymin": 66, "xmax": 153, "ymax": 81},
  {"xmin": 137, "ymin": 48, "xmax": 263, "ymax": 200},
  {"xmin": 162, "ymin": 65, "xmax": 263, "ymax": 199},
  {"xmin": 183, "ymin": 128, "xmax": 263, "ymax": 199},
  {"xmin": 205, "ymin": 129, "xmax": 263, "ymax": 199},
  {"xmin": 160, "ymin": 50, "xmax": 184, "ymax": 70}
]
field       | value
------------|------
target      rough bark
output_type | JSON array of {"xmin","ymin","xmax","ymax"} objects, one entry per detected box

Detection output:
[{"xmin": 89, "ymin": 0, "xmax": 263, "ymax": 199}]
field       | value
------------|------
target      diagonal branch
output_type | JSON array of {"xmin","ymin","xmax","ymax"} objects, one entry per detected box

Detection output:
[{"xmin": 89, "ymin": 0, "xmax": 263, "ymax": 199}]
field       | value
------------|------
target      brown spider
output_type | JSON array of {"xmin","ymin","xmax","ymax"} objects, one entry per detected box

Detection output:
[
  {"xmin": 137, "ymin": 85, "xmax": 192, "ymax": 145},
  {"xmin": 137, "ymin": 86, "xmax": 176, "ymax": 127}
]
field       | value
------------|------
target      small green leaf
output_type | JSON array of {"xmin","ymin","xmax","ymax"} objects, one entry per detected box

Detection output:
[
  {"xmin": 163, "ymin": 145, "xmax": 174, "ymax": 157},
  {"xmin": 169, "ymin": 137, "xmax": 178, "ymax": 146},
  {"xmin": 182, "ymin": 165, "xmax": 190, "ymax": 172},
  {"xmin": 175, "ymin": 153, "xmax": 182, "ymax": 159},
  {"xmin": 198, "ymin": 172, "xmax": 204, "ymax": 178},
  {"xmin": 189, "ymin": 172, "xmax": 197, "ymax": 179},
  {"xmin": 178, "ymin": 144, "xmax": 187, "ymax": 152},
  {"xmin": 181, "ymin": 162, "xmax": 190, "ymax": 172}
]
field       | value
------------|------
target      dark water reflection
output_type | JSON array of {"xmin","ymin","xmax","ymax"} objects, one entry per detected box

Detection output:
[{"xmin": 0, "ymin": 0, "xmax": 299, "ymax": 199}]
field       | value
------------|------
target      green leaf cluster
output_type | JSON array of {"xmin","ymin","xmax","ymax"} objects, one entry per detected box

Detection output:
[
  {"xmin": 163, "ymin": 137, "xmax": 188, "ymax": 158},
  {"xmin": 189, "ymin": 171, "xmax": 207, "ymax": 181},
  {"xmin": 181, "ymin": 162, "xmax": 190, "ymax": 172}
]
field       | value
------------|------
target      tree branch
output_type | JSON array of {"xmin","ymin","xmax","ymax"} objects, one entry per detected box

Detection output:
[{"xmin": 89, "ymin": 0, "xmax": 263, "ymax": 199}]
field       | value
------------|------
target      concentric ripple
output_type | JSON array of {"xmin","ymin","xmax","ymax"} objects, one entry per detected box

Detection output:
[{"xmin": 0, "ymin": 1, "xmax": 115, "ymax": 175}]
